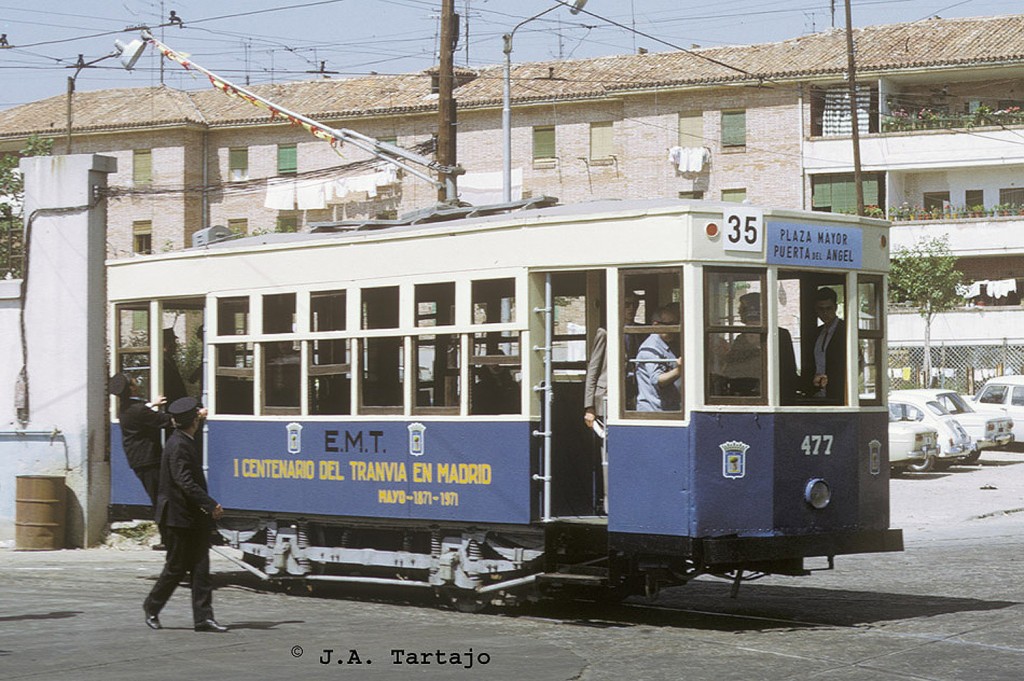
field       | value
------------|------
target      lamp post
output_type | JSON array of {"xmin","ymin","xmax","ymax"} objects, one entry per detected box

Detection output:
[
  {"xmin": 502, "ymin": 0, "xmax": 587, "ymax": 202},
  {"xmin": 65, "ymin": 38, "xmax": 146, "ymax": 154}
]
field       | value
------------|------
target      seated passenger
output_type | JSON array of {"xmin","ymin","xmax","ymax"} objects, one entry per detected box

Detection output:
[
  {"xmin": 635, "ymin": 305, "xmax": 682, "ymax": 412},
  {"xmin": 724, "ymin": 293, "xmax": 798, "ymax": 401}
]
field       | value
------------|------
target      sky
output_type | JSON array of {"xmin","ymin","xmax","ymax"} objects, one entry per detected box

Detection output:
[{"xmin": 0, "ymin": 0, "xmax": 1019, "ymax": 110}]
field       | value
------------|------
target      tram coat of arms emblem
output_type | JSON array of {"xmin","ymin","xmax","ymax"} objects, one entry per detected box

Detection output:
[{"xmin": 720, "ymin": 440, "xmax": 750, "ymax": 479}]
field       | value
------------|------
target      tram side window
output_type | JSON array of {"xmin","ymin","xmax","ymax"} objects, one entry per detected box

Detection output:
[
  {"xmin": 217, "ymin": 297, "xmax": 248, "ymax": 336},
  {"xmin": 360, "ymin": 286, "xmax": 402, "ymax": 412},
  {"xmin": 472, "ymin": 278, "xmax": 515, "ymax": 324},
  {"xmin": 622, "ymin": 269, "xmax": 683, "ymax": 417},
  {"xmin": 705, "ymin": 269, "xmax": 770, "ymax": 404},
  {"xmin": 858, "ymin": 275, "xmax": 884, "ymax": 405},
  {"xmin": 471, "ymin": 332, "xmax": 521, "ymax": 415},
  {"xmin": 311, "ymin": 290, "xmax": 346, "ymax": 331},
  {"xmin": 415, "ymin": 283, "xmax": 460, "ymax": 412},
  {"xmin": 779, "ymin": 273, "xmax": 847, "ymax": 405},
  {"xmin": 263, "ymin": 293, "xmax": 296, "ymax": 334},
  {"xmin": 309, "ymin": 339, "xmax": 351, "ymax": 415},
  {"xmin": 263, "ymin": 341, "xmax": 300, "ymax": 415},
  {"xmin": 117, "ymin": 304, "xmax": 151, "ymax": 397},
  {"xmin": 362, "ymin": 286, "xmax": 399, "ymax": 329},
  {"xmin": 216, "ymin": 343, "xmax": 254, "ymax": 414}
]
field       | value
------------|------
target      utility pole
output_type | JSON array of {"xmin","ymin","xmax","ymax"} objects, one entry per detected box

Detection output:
[
  {"xmin": 437, "ymin": 0, "xmax": 458, "ymax": 203},
  {"xmin": 844, "ymin": 0, "xmax": 864, "ymax": 215}
]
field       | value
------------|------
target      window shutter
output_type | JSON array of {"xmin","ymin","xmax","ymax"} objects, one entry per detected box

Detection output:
[
  {"xmin": 590, "ymin": 122, "xmax": 613, "ymax": 159},
  {"xmin": 678, "ymin": 112, "xmax": 703, "ymax": 146},
  {"xmin": 277, "ymin": 145, "xmax": 297, "ymax": 175},
  {"xmin": 721, "ymin": 110, "xmax": 746, "ymax": 147},
  {"xmin": 533, "ymin": 127, "xmax": 555, "ymax": 160}
]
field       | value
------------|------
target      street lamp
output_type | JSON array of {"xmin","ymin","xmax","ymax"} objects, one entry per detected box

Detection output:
[
  {"xmin": 502, "ymin": 0, "xmax": 587, "ymax": 202},
  {"xmin": 64, "ymin": 38, "xmax": 146, "ymax": 154}
]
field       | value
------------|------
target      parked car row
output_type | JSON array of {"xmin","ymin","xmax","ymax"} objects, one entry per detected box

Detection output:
[{"xmin": 887, "ymin": 385, "xmax": 1016, "ymax": 475}]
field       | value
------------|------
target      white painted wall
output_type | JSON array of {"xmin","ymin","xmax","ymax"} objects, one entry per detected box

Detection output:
[{"xmin": 0, "ymin": 154, "xmax": 115, "ymax": 546}]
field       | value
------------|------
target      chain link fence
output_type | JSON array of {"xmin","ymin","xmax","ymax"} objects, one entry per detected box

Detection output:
[{"xmin": 888, "ymin": 342, "xmax": 1024, "ymax": 395}]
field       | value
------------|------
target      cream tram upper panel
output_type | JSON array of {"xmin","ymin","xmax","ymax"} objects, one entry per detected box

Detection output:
[{"xmin": 107, "ymin": 201, "xmax": 890, "ymax": 301}]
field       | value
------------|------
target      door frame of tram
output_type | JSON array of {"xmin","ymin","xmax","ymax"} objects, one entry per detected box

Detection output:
[{"xmin": 533, "ymin": 270, "xmax": 607, "ymax": 519}]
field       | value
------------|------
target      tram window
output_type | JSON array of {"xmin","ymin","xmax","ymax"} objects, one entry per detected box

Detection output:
[
  {"xmin": 217, "ymin": 297, "xmax": 249, "ymax": 336},
  {"xmin": 552, "ymin": 272, "xmax": 588, "ymax": 373},
  {"xmin": 471, "ymin": 332, "xmax": 521, "ymax": 415},
  {"xmin": 858, "ymin": 276, "xmax": 884, "ymax": 404},
  {"xmin": 622, "ymin": 269, "xmax": 683, "ymax": 417},
  {"xmin": 215, "ymin": 343, "xmax": 254, "ymax": 414},
  {"xmin": 414, "ymin": 335, "xmax": 460, "ymax": 413},
  {"xmin": 360, "ymin": 337, "xmax": 404, "ymax": 412},
  {"xmin": 309, "ymin": 339, "xmax": 351, "ymax": 415},
  {"xmin": 117, "ymin": 304, "xmax": 151, "ymax": 397},
  {"xmin": 262, "ymin": 341, "xmax": 300, "ymax": 414},
  {"xmin": 263, "ymin": 293, "xmax": 296, "ymax": 334},
  {"xmin": 779, "ymin": 273, "xmax": 848, "ymax": 405},
  {"xmin": 362, "ymin": 286, "xmax": 399, "ymax": 330},
  {"xmin": 162, "ymin": 304, "xmax": 204, "ymax": 402},
  {"xmin": 472, "ymin": 278, "xmax": 515, "ymax": 324},
  {"xmin": 705, "ymin": 269, "xmax": 770, "ymax": 404},
  {"xmin": 311, "ymin": 290, "xmax": 346, "ymax": 332},
  {"xmin": 415, "ymin": 282, "xmax": 456, "ymax": 327}
]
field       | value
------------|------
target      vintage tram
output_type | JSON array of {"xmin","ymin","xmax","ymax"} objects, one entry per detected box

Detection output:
[{"xmin": 109, "ymin": 198, "xmax": 901, "ymax": 608}]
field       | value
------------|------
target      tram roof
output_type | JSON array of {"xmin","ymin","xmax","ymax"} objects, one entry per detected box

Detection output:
[{"xmin": 182, "ymin": 197, "xmax": 887, "ymax": 255}]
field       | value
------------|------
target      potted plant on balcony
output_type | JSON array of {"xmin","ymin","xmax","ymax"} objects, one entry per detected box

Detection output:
[{"xmin": 969, "ymin": 204, "xmax": 985, "ymax": 218}]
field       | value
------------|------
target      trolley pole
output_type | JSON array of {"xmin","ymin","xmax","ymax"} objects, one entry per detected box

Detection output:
[{"xmin": 437, "ymin": 0, "xmax": 459, "ymax": 203}]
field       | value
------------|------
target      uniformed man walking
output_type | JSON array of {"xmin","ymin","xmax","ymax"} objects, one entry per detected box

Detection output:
[{"xmin": 143, "ymin": 397, "xmax": 227, "ymax": 632}]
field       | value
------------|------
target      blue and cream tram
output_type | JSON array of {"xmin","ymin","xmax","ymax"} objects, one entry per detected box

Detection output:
[{"xmin": 109, "ymin": 198, "xmax": 901, "ymax": 606}]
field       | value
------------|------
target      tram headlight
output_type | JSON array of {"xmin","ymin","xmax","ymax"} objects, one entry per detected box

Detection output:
[{"xmin": 804, "ymin": 478, "xmax": 831, "ymax": 510}]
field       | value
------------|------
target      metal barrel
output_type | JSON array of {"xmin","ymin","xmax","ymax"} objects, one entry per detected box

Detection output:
[{"xmin": 15, "ymin": 475, "xmax": 66, "ymax": 550}]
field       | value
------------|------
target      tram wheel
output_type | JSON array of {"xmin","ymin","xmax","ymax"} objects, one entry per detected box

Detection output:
[{"xmin": 436, "ymin": 587, "xmax": 488, "ymax": 613}]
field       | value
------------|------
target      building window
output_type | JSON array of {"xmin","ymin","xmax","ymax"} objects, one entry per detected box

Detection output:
[
  {"xmin": 721, "ymin": 110, "xmax": 746, "ymax": 148},
  {"xmin": 229, "ymin": 147, "xmax": 249, "ymax": 181},
  {"xmin": 132, "ymin": 220, "xmax": 152, "ymax": 254},
  {"xmin": 133, "ymin": 149, "xmax": 152, "ymax": 185},
  {"xmin": 678, "ymin": 191, "xmax": 704, "ymax": 200},
  {"xmin": 277, "ymin": 144, "xmax": 297, "ymax": 175},
  {"xmin": 999, "ymin": 187, "xmax": 1024, "ymax": 206},
  {"xmin": 811, "ymin": 172, "xmax": 885, "ymax": 214},
  {"xmin": 589, "ymin": 121, "xmax": 613, "ymax": 160},
  {"xmin": 721, "ymin": 188, "xmax": 747, "ymax": 203},
  {"xmin": 533, "ymin": 126, "xmax": 555, "ymax": 162},
  {"xmin": 276, "ymin": 214, "xmax": 299, "ymax": 232},
  {"xmin": 678, "ymin": 112, "xmax": 703, "ymax": 146},
  {"xmin": 227, "ymin": 218, "xmax": 248, "ymax": 235},
  {"xmin": 965, "ymin": 189, "xmax": 984, "ymax": 209},
  {"xmin": 923, "ymin": 192, "xmax": 950, "ymax": 212}
]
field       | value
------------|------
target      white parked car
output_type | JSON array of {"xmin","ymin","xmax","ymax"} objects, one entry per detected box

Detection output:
[
  {"xmin": 888, "ymin": 405, "xmax": 939, "ymax": 473},
  {"xmin": 968, "ymin": 375, "xmax": 1024, "ymax": 442},
  {"xmin": 891, "ymin": 389, "xmax": 1013, "ymax": 463},
  {"xmin": 887, "ymin": 394, "xmax": 973, "ymax": 468}
]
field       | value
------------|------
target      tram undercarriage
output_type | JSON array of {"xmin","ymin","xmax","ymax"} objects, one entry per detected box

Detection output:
[{"xmin": 214, "ymin": 515, "xmax": 903, "ymax": 609}]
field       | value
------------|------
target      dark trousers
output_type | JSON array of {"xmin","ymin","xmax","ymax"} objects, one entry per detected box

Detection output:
[
  {"xmin": 132, "ymin": 466, "xmax": 164, "ymax": 545},
  {"xmin": 144, "ymin": 525, "xmax": 214, "ymax": 625}
]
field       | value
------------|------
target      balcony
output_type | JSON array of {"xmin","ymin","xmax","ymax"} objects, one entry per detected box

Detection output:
[
  {"xmin": 881, "ymin": 106, "xmax": 1024, "ymax": 133},
  {"xmin": 890, "ymin": 216, "xmax": 1024, "ymax": 257}
]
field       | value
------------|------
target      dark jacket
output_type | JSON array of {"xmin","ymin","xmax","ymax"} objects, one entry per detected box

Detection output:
[
  {"xmin": 155, "ymin": 428, "xmax": 218, "ymax": 529},
  {"xmin": 119, "ymin": 398, "xmax": 173, "ymax": 470},
  {"xmin": 809, "ymin": 318, "xmax": 847, "ymax": 402}
]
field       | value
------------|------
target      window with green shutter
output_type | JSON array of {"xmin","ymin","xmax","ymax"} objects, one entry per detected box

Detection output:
[
  {"xmin": 721, "ymin": 188, "xmax": 747, "ymax": 203},
  {"xmin": 721, "ymin": 110, "xmax": 746, "ymax": 148},
  {"xmin": 533, "ymin": 126, "xmax": 555, "ymax": 161},
  {"xmin": 811, "ymin": 173, "xmax": 884, "ymax": 213},
  {"xmin": 277, "ymin": 144, "xmax": 297, "ymax": 175},
  {"xmin": 590, "ymin": 121, "xmax": 613, "ymax": 160},
  {"xmin": 276, "ymin": 214, "xmax": 299, "ymax": 232},
  {"xmin": 229, "ymin": 148, "xmax": 248, "ymax": 181},
  {"xmin": 678, "ymin": 112, "xmax": 703, "ymax": 146},
  {"xmin": 133, "ymin": 149, "xmax": 152, "ymax": 185}
]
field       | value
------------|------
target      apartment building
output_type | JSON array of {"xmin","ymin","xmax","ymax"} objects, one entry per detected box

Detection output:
[{"xmin": 0, "ymin": 14, "xmax": 1022, "ymax": 387}]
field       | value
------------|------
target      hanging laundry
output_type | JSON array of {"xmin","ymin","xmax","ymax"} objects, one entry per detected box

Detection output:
[
  {"xmin": 458, "ymin": 168, "xmax": 522, "ymax": 205},
  {"xmin": 265, "ymin": 179, "xmax": 296, "ymax": 210},
  {"xmin": 295, "ymin": 178, "xmax": 327, "ymax": 210}
]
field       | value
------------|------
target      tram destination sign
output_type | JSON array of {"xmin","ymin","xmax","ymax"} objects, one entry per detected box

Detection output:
[{"xmin": 765, "ymin": 221, "xmax": 862, "ymax": 269}]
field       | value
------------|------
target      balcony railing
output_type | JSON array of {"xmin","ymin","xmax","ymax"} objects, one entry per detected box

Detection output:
[
  {"xmin": 881, "ymin": 106, "xmax": 1024, "ymax": 133},
  {"xmin": 886, "ymin": 205, "xmax": 1024, "ymax": 222}
]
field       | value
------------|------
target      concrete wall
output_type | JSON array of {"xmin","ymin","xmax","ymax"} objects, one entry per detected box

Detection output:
[{"xmin": 0, "ymin": 154, "xmax": 115, "ymax": 547}]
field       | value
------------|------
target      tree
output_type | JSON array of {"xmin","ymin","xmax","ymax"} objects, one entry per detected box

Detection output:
[
  {"xmin": 0, "ymin": 135, "xmax": 53, "ymax": 277},
  {"xmin": 889, "ymin": 234, "xmax": 964, "ymax": 387}
]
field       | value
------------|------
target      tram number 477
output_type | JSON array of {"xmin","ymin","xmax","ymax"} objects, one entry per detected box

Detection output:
[{"xmin": 801, "ymin": 435, "xmax": 834, "ymax": 456}]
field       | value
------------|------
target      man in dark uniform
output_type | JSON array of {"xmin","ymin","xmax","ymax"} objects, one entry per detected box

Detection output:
[
  {"xmin": 143, "ymin": 397, "xmax": 227, "ymax": 633},
  {"xmin": 109, "ymin": 373, "xmax": 171, "ymax": 549}
]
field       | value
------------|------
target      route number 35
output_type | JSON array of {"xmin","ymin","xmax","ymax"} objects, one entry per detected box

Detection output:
[{"xmin": 723, "ymin": 207, "xmax": 764, "ymax": 253}]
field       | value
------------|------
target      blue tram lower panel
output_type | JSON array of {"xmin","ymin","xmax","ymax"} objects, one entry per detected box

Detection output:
[
  {"xmin": 608, "ymin": 412, "xmax": 891, "ymax": 539},
  {"xmin": 203, "ymin": 420, "xmax": 534, "ymax": 524}
]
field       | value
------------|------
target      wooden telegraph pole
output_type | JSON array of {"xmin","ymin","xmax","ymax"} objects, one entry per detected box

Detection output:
[
  {"xmin": 844, "ymin": 0, "xmax": 864, "ymax": 216},
  {"xmin": 437, "ymin": 0, "xmax": 459, "ymax": 203}
]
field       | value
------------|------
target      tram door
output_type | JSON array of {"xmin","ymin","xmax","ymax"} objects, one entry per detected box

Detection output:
[{"xmin": 548, "ymin": 271, "xmax": 605, "ymax": 517}]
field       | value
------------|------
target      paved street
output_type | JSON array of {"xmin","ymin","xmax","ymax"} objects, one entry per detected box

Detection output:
[{"xmin": 2, "ymin": 452, "xmax": 1023, "ymax": 681}]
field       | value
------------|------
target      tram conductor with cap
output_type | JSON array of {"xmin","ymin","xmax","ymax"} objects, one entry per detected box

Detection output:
[{"xmin": 143, "ymin": 397, "xmax": 227, "ymax": 633}]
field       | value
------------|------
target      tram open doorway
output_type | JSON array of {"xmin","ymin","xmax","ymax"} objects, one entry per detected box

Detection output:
[{"xmin": 544, "ymin": 270, "xmax": 607, "ymax": 518}]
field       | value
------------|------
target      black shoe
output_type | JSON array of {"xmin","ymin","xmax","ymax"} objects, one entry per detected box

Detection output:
[
  {"xmin": 194, "ymin": 618, "xmax": 228, "ymax": 633},
  {"xmin": 145, "ymin": 614, "xmax": 162, "ymax": 630},
  {"xmin": 152, "ymin": 543, "xmax": 166, "ymax": 551}
]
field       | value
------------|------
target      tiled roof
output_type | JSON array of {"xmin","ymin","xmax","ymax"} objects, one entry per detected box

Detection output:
[{"xmin": 0, "ymin": 14, "xmax": 1022, "ymax": 138}]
